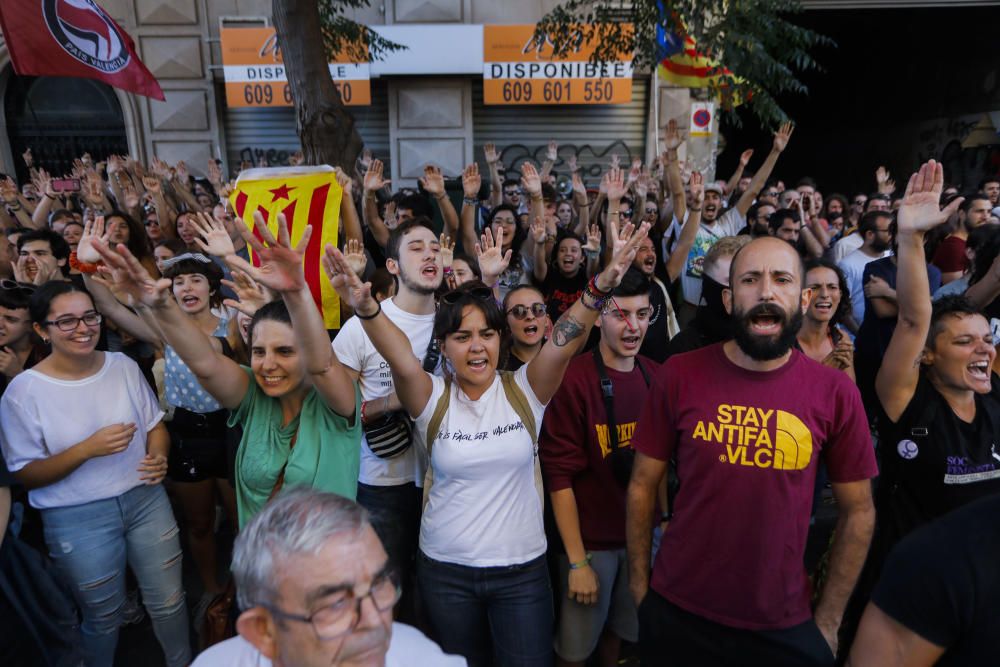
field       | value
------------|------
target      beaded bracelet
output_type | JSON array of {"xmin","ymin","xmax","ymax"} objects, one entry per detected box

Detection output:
[
  {"xmin": 356, "ymin": 302, "xmax": 382, "ymax": 320},
  {"xmin": 569, "ymin": 553, "xmax": 593, "ymax": 570}
]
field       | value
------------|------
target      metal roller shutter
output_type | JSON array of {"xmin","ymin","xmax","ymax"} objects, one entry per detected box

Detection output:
[
  {"xmin": 222, "ymin": 79, "xmax": 390, "ymax": 172},
  {"xmin": 472, "ymin": 77, "xmax": 648, "ymax": 186}
]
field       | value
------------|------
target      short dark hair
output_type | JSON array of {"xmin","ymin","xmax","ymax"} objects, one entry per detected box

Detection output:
[
  {"xmin": 960, "ymin": 193, "xmax": 991, "ymax": 212},
  {"xmin": 502, "ymin": 178, "xmax": 520, "ymax": 190},
  {"xmin": 162, "ymin": 257, "xmax": 225, "ymax": 307},
  {"xmin": 502, "ymin": 284, "xmax": 545, "ymax": 311},
  {"xmin": 978, "ymin": 177, "xmax": 1000, "ymax": 189},
  {"xmin": 451, "ymin": 252, "xmax": 481, "ymax": 279},
  {"xmin": 434, "ymin": 281, "xmax": 506, "ymax": 343},
  {"xmin": 394, "ymin": 192, "xmax": 433, "ymax": 219},
  {"xmin": 28, "ymin": 281, "xmax": 93, "ymax": 325},
  {"xmin": 48, "ymin": 209, "xmax": 74, "ymax": 226},
  {"xmin": 859, "ymin": 210, "xmax": 891, "ymax": 236},
  {"xmin": 927, "ymin": 295, "xmax": 985, "ymax": 349},
  {"xmin": 17, "ymin": 229, "xmax": 71, "ymax": 276},
  {"xmin": 155, "ymin": 238, "xmax": 188, "ymax": 255},
  {"xmin": 767, "ymin": 208, "xmax": 799, "ymax": 234},
  {"xmin": 796, "ymin": 176, "xmax": 818, "ymax": 190},
  {"xmin": 385, "ymin": 217, "xmax": 436, "ymax": 262},
  {"xmin": 611, "ymin": 267, "xmax": 652, "ymax": 300}
]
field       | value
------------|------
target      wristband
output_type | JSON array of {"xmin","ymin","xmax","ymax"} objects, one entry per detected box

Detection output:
[
  {"xmin": 360, "ymin": 400, "xmax": 370, "ymax": 426},
  {"xmin": 356, "ymin": 302, "xmax": 382, "ymax": 320},
  {"xmin": 689, "ymin": 208, "xmax": 702, "ymax": 212},
  {"xmin": 569, "ymin": 553, "xmax": 593, "ymax": 570},
  {"xmin": 69, "ymin": 251, "xmax": 101, "ymax": 275},
  {"xmin": 462, "ymin": 197, "xmax": 478, "ymax": 206},
  {"xmin": 586, "ymin": 275, "xmax": 612, "ymax": 298},
  {"xmin": 583, "ymin": 248, "xmax": 600, "ymax": 258}
]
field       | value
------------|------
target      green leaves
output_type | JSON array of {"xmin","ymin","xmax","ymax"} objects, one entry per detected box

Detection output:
[
  {"xmin": 316, "ymin": 0, "xmax": 406, "ymax": 62},
  {"xmin": 536, "ymin": 0, "xmax": 833, "ymax": 129}
]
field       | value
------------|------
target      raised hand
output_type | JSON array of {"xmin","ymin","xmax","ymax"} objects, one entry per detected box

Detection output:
[
  {"xmin": 174, "ymin": 161, "xmax": 191, "ymax": 189},
  {"xmin": 896, "ymin": 160, "xmax": 963, "ymax": 234},
  {"xmin": 419, "ymin": 165, "xmax": 445, "ymax": 197},
  {"xmin": 363, "ymin": 159, "xmax": 390, "ymax": 193},
  {"xmin": 567, "ymin": 154, "xmax": 579, "ymax": 174},
  {"xmin": 546, "ymin": 140, "xmax": 558, "ymax": 162},
  {"xmin": 221, "ymin": 269, "xmax": 272, "ymax": 317},
  {"xmin": 521, "ymin": 162, "xmax": 542, "ymax": 199},
  {"xmin": 876, "ymin": 166, "xmax": 895, "ymax": 195},
  {"xmin": 772, "ymin": 122, "xmax": 794, "ymax": 153},
  {"xmin": 604, "ymin": 167, "xmax": 627, "ymax": 202},
  {"xmin": 189, "ymin": 211, "xmax": 237, "ymax": 258},
  {"xmin": 597, "ymin": 221, "xmax": 650, "ymax": 291},
  {"xmin": 288, "ymin": 151, "xmax": 305, "ymax": 167},
  {"xmin": 529, "ymin": 214, "xmax": 547, "ymax": 245},
  {"xmin": 91, "ymin": 238, "xmax": 172, "ymax": 308},
  {"xmin": 483, "ymin": 143, "xmax": 500, "ymax": 166},
  {"xmin": 627, "ymin": 159, "xmax": 642, "ymax": 186},
  {"xmin": 334, "ymin": 167, "xmax": 354, "ymax": 197},
  {"xmin": 343, "ymin": 238, "xmax": 368, "ymax": 277},
  {"xmin": 21, "ymin": 148, "xmax": 33, "ymax": 169},
  {"xmin": 207, "ymin": 159, "xmax": 223, "ymax": 186},
  {"xmin": 359, "ymin": 148, "xmax": 373, "ymax": 172},
  {"xmin": 107, "ymin": 154, "xmax": 123, "ymax": 175},
  {"xmin": 142, "ymin": 175, "xmax": 162, "ymax": 195},
  {"xmin": 439, "ymin": 233, "xmax": 454, "ymax": 271},
  {"xmin": 82, "ymin": 177, "xmax": 105, "ymax": 208},
  {"xmin": 584, "ymin": 224, "xmax": 602, "ymax": 253},
  {"xmin": 663, "ymin": 119, "xmax": 684, "ymax": 152},
  {"xmin": 0, "ymin": 178, "xmax": 19, "ymax": 204},
  {"xmin": 572, "ymin": 172, "xmax": 587, "ymax": 204},
  {"xmin": 475, "ymin": 227, "xmax": 512, "ymax": 280},
  {"xmin": 228, "ymin": 212, "xmax": 310, "ymax": 294},
  {"xmin": 32, "ymin": 168, "xmax": 55, "ymax": 200},
  {"xmin": 739, "ymin": 149, "xmax": 754, "ymax": 167},
  {"xmin": 323, "ymin": 245, "xmax": 378, "ymax": 316},
  {"xmin": 689, "ymin": 171, "xmax": 704, "ymax": 209},
  {"xmin": 462, "ymin": 163, "xmax": 481, "ymax": 199},
  {"xmin": 122, "ymin": 180, "xmax": 141, "ymax": 210},
  {"xmin": 77, "ymin": 215, "xmax": 115, "ymax": 264},
  {"xmin": 609, "ymin": 153, "xmax": 621, "ymax": 170}
]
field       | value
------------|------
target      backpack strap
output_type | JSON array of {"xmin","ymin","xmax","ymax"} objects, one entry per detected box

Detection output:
[
  {"xmin": 422, "ymin": 377, "xmax": 451, "ymax": 508},
  {"xmin": 499, "ymin": 370, "xmax": 537, "ymax": 446},
  {"xmin": 592, "ymin": 349, "xmax": 652, "ymax": 456}
]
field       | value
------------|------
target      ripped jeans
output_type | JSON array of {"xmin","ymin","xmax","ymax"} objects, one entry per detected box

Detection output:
[{"xmin": 41, "ymin": 484, "xmax": 190, "ymax": 667}]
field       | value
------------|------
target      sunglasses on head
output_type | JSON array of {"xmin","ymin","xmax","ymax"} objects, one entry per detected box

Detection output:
[
  {"xmin": 0, "ymin": 279, "xmax": 36, "ymax": 297},
  {"xmin": 160, "ymin": 252, "xmax": 213, "ymax": 269},
  {"xmin": 440, "ymin": 286, "xmax": 494, "ymax": 306},
  {"xmin": 506, "ymin": 303, "xmax": 546, "ymax": 320}
]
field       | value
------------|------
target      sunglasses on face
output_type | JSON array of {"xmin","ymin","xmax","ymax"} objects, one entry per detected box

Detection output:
[
  {"xmin": 440, "ymin": 286, "xmax": 494, "ymax": 305},
  {"xmin": 504, "ymin": 189, "xmax": 521, "ymax": 197},
  {"xmin": 620, "ymin": 209, "xmax": 633, "ymax": 218},
  {"xmin": 506, "ymin": 303, "xmax": 546, "ymax": 320}
]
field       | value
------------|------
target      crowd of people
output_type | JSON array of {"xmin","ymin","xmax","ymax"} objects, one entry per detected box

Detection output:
[{"xmin": 0, "ymin": 125, "xmax": 998, "ymax": 667}]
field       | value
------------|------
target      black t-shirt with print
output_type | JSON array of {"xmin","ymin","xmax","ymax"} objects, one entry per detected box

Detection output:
[
  {"xmin": 875, "ymin": 373, "xmax": 1000, "ymax": 553},
  {"xmin": 872, "ymin": 493, "xmax": 1000, "ymax": 666},
  {"xmin": 639, "ymin": 281, "xmax": 670, "ymax": 364},
  {"xmin": 543, "ymin": 269, "xmax": 587, "ymax": 322}
]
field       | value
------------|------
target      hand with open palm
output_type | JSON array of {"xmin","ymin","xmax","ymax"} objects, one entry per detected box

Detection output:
[{"xmin": 896, "ymin": 160, "xmax": 963, "ymax": 234}]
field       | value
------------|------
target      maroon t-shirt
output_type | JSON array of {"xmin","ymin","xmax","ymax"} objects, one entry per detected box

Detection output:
[
  {"xmin": 931, "ymin": 235, "xmax": 967, "ymax": 274},
  {"xmin": 539, "ymin": 352, "xmax": 659, "ymax": 550},
  {"xmin": 633, "ymin": 343, "xmax": 877, "ymax": 630}
]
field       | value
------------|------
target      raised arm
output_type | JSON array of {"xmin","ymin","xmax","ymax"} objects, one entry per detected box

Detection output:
[
  {"xmin": 725, "ymin": 149, "xmax": 753, "ymax": 197},
  {"xmin": 483, "ymin": 143, "xmax": 503, "ymax": 208},
  {"xmin": 666, "ymin": 172, "xmax": 703, "ymax": 283},
  {"xmin": 526, "ymin": 221, "xmax": 650, "ymax": 404},
  {"xmin": 531, "ymin": 215, "xmax": 550, "ymax": 283},
  {"xmin": 539, "ymin": 140, "xmax": 558, "ymax": 182},
  {"xmin": 334, "ymin": 168, "xmax": 363, "ymax": 245},
  {"xmin": 420, "ymin": 165, "xmax": 459, "ymax": 237},
  {"xmin": 570, "ymin": 171, "xmax": 591, "ymax": 238},
  {"xmin": 460, "ymin": 163, "xmax": 482, "ymax": 254},
  {"xmin": 226, "ymin": 213, "xmax": 357, "ymax": 418},
  {"xmin": 324, "ymin": 247, "xmax": 433, "ymax": 418},
  {"xmin": 663, "ymin": 120, "xmax": 687, "ymax": 225},
  {"xmin": 91, "ymin": 238, "xmax": 250, "ymax": 409},
  {"xmin": 362, "ymin": 159, "xmax": 391, "ymax": 248},
  {"xmin": 734, "ymin": 122, "xmax": 794, "ymax": 217},
  {"xmin": 876, "ymin": 161, "xmax": 963, "ymax": 422}
]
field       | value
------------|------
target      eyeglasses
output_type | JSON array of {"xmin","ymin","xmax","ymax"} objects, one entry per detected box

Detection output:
[
  {"xmin": 503, "ymin": 189, "xmax": 521, "ymax": 197},
  {"xmin": 763, "ymin": 190, "xmax": 779, "ymax": 197},
  {"xmin": 159, "ymin": 252, "xmax": 213, "ymax": 269},
  {"xmin": 264, "ymin": 573, "xmax": 401, "ymax": 641},
  {"xmin": 441, "ymin": 286, "xmax": 494, "ymax": 305},
  {"xmin": 506, "ymin": 303, "xmax": 546, "ymax": 320},
  {"xmin": 620, "ymin": 209, "xmax": 633, "ymax": 218},
  {"xmin": 853, "ymin": 200, "xmax": 867, "ymax": 206},
  {"xmin": 144, "ymin": 220, "xmax": 159, "ymax": 227},
  {"xmin": 0, "ymin": 279, "xmax": 36, "ymax": 297},
  {"xmin": 43, "ymin": 312, "xmax": 102, "ymax": 331}
]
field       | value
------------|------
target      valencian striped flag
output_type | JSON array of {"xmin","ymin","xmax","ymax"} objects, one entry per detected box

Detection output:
[
  {"xmin": 658, "ymin": 34, "xmax": 734, "ymax": 89},
  {"xmin": 229, "ymin": 166, "xmax": 342, "ymax": 328}
]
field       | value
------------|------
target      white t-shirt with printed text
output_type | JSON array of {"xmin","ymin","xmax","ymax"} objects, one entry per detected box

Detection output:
[
  {"xmin": 415, "ymin": 364, "xmax": 547, "ymax": 567},
  {"xmin": 681, "ymin": 207, "xmax": 746, "ymax": 306},
  {"xmin": 333, "ymin": 297, "xmax": 435, "ymax": 486}
]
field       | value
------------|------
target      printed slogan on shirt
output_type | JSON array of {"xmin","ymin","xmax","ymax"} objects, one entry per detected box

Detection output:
[
  {"xmin": 483, "ymin": 24, "xmax": 633, "ymax": 105},
  {"xmin": 692, "ymin": 404, "xmax": 813, "ymax": 470}
]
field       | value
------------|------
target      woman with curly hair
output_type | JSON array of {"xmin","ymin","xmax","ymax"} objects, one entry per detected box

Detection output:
[{"xmin": 797, "ymin": 257, "xmax": 855, "ymax": 380}]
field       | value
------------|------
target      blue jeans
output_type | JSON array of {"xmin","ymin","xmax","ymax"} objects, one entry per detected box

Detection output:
[
  {"xmin": 417, "ymin": 551, "xmax": 553, "ymax": 667},
  {"xmin": 41, "ymin": 484, "xmax": 190, "ymax": 667}
]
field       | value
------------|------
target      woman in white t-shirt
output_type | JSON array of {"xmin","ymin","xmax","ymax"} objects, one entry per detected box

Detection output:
[
  {"xmin": 0, "ymin": 281, "xmax": 190, "ymax": 667},
  {"xmin": 325, "ymin": 221, "xmax": 649, "ymax": 667}
]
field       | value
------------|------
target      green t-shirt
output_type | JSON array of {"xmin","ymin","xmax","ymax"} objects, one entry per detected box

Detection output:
[{"xmin": 229, "ymin": 366, "xmax": 361, "ymax": 527}]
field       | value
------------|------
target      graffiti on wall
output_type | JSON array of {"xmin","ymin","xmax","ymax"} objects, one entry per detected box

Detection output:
[
  {"xmin": 496, "ymin": 140, "xmax": 635, "ymax": 181},
  {"xmin": 237, "ymin": 147, "xmax": 294, "ymax": 167},
  {"xmin": 915, "ymin": 114, "xmax": 1000, "ymax": 188}
]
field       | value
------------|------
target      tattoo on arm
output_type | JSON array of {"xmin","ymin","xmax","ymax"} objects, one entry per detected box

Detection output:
[{"xmin": 551, "ymin": 313, "xmax": 585, "ymax": 347}]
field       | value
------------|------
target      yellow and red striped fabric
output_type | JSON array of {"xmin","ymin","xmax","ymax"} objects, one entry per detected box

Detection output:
[
  {"xmin": 657, "ymin": 35, "xmax": 733, "ymax": 88},
  {"xmin": 229, "ymin": 167, "xmax": 342, "ymax": 329}
]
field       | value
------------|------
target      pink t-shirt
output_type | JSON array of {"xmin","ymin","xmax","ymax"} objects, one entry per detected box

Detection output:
[{"xmin": 633, "ymin": 344, "xmax": 877, "ymax": 630}]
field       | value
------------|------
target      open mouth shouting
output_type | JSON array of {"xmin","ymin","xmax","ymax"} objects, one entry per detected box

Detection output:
[
  {"xmin": 746, "ymin": 304, "xmax": 786, "ymax": 337},
  {"xmin": 621, "ymin": 333, "xmax": 641, "ymax": 350},
  {"xmin": 968, "ymin": 359, "xmax": 991, "ymax": 382}
]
